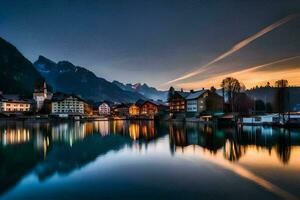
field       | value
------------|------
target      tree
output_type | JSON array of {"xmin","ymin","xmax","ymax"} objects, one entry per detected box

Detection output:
[
  {"xmin": 210, "ymin": 86, "xmax": 216, "ymax": 93},
  {"xmin": 266, "ymin": 102, "xmax": 273, "ymax": 113},
  {"xmin": 255, "ymin": 100, "xmax": 266, "ymax": 113},
  {"xmin": 220, "ymin": 77, "xmax": 245, "ymax": 112},
  {"xmin": 274, "ymin": 79, "xmax": 289, "ymax": 123},
  {"xmin": 275, "ymin": 79, "xmax": 288, "ymax": 88},
  {"xmin": 168, "ymin": 86, "xmax": 175, "ymax": 102},
  {"xmin": 233, "ymin": 93, "xmax": 252, "ymax": 114}
]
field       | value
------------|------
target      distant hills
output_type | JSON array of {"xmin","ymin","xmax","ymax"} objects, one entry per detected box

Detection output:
[
  {"xmin": 0, "ymin": 37, "xmax": 44, "ymax": 96},
  {"xmin": 112, "ymin": 81, "xmax": 168, "ymax": 101},
  {"xmin": 33, "ymin": 56, "xmax": 145, "ymax": 102}
]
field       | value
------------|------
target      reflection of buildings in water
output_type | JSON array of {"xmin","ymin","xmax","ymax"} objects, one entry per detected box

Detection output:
[
  {"xmin": 51, "ymin": 122, "xmax": 96, "ymax": 146},
  {"xmin": 93, "ymin": 121, "xmax": 110, "ymax": 136},
  {"xmin": 129, "ymin": 123, "xmax": 140, "ymax": 140},
  {"xmin": 129, "ymin": 121, "xmax": 156, "ymax": 141},
  {"xmin": 0, "ymin": 128, "xmax": 30, "ymax": 146},
  {"xmin": 0, "ymin": 123, "xmax": 50, "ymax": 158},
  {"xmin": 111, "ymin": 120, "xmax": 128, "ymax": 136},
  {"xmin": 108, "ymin": 120, "xmax": 157, "ymax": 141},
  {"xmin": 169, "ymin": 123, "xmax": 225, "ymax": 155},
  {"xmin": 237, "ymin": 126, "xmax": 297, "ymax": 164},
  {"xmin": 169, "ymin": 123, "xmax": 300, "ymax": 164}
]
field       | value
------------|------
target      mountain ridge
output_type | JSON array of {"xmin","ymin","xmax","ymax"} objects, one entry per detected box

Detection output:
[
  {"xmin": 34, "ymin": 55, "xmax": 146, "ymax": 102},
  {"xmin": 112, "ymin": 80, "xmax": 168, "ymax": 101},
  {"xmin": 0, "ymin": 37, "xmax": 44, "ymax": 96}
]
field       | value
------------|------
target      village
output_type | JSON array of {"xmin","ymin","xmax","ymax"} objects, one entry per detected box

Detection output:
[{"xmin": 1, "ymin": 79, "xmax": 300, "ymax": 126}]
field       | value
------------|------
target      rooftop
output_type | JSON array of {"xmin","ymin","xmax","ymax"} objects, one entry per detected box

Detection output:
[{"xmin": 186, "ymin": 90, "xmax": 207, "ymax": 100}]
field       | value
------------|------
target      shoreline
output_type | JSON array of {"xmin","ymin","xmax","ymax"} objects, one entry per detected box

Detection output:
[{"xmin": 0, "ymin": 116, "xmax": 300, "ymax": 128}]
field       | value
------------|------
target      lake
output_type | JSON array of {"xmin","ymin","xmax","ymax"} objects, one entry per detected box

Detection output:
[{"xmin": 0, "ymin": 120, "xmax": 300, "ymax": 200}]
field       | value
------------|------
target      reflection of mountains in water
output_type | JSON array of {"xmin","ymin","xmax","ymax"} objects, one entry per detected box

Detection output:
[
  {"xmin": 169, "ymin": 123, "xmax": 300, "ymax": 164},
  {"xmin": 0, "ymin": 121, "xmax": 167, "ymax": 195}
]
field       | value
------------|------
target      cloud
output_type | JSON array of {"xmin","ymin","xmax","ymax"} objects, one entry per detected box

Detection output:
[
  {"xmin": 166, "ymin": 14, "xmax": 298, "ymax": 85},
  {"xmin": 178, "ymin": 55, "xmax": 300, "ymax": 89}
]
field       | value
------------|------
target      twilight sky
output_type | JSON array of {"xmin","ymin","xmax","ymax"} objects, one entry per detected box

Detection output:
[{"xmin": 0, "ymin": 0, "xmax": 299, "ymax": 90}]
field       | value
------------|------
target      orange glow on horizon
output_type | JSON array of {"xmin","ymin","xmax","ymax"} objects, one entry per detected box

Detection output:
[{"xmin": 177, "ymin": 65, "xmax": 300, "ymax": 90}]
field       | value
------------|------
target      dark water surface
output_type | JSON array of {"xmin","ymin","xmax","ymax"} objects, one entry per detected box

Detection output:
[{"xmin": 0, "ymin": 120, "xmax": 300, "ymax": 200}]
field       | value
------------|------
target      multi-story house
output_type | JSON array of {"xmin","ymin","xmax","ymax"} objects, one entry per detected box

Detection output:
[
  {"xmin": 186, "ymin": 90, "xmax": 208, "ymax": 113},
  {"xmin": 129, "ymin": 99, "xmax": 146, "ymax": 117},
  {"xmin": 111, "ymin": 103, "xmax": 129, "ymax": 117},
  {"xmin": 140, "ymin": 101, "xmax": 159, "ymax": 118},
  {"xmin": 186, "ymin": 90, "xmax": 223, "ymax": 117},
  {"xmin": 51, "ymin": 94, "xmax": 85, "ymax": 115},
  {"xmin": 98, "ymin": 102, "xmax": 111, "ymax": 116},
  {"xmin": 129, "ymin": 104, "xmax": 140, "ymax": 116},
  {"xmin": 169, "ymin": 91, "xmax": 189, "ymax": 113},
  {"xmin": 169, "ymin": 88, "xmax": 223, "ymax": 118},
  {"xmin": 0, "ymin": 95, "xmax": 32, "ymax": 113}
]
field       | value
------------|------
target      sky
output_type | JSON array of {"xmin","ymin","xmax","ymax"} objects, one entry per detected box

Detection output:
[{"xmin": 0, "ymin": 0, "xmax": 299, "ymax": 90}]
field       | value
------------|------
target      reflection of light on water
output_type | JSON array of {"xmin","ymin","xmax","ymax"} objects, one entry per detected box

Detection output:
[
  {"xmin": 178, "ymin": 145, "xmax": 300, "ymax": 200},
  {"xmin": 0, "ymin": 128, "xmax": 30, "ymax": 145},
  {"xmin": 51, "ymin": 122, "xmax": 95, "ymax": 145},
  {"xmin": 96, "ymin": 121, "xmax": 110, "ymax": 136},
  {"xmin": 129, "ymin": 124, "xmax": 140, "ymax": 140},
  {"xmin": 43, "ymin": 136, "xmax": 50, "ymax": 159}
]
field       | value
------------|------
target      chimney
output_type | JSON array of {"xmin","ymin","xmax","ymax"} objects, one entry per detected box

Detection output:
[
  {"xmin": 202, "ymin": 88, "xmax": 204, "ymax": 90},
  {"xmin": 180, "ymin": 88, "xmax": 183, "ymax": 92},
  {"xmin": 190, "ymin": 89, "xmax": 194, "ymax": 93}
]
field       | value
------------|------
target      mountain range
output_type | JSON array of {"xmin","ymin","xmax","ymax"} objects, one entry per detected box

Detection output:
[
  {"xmin": 112, "ymin": 81, "xmax": 168, "ymax": 101},
  {"xmin": 33, "ymin": 56, "xmax": 147, "ymax": 102},
  {"xmin": 0, "ymin": 37, "xmax": 44, "ymax": 96},
  {"xmin": 0, "ymin": 36, "xmax": 170, "ymax": 103}
]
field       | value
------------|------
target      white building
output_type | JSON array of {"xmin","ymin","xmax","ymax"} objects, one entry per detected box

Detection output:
[
  {"xmin": 240, "ymin": 114, "xmax": 280, "ymax": 124},
  {"xmin": 33, "ymin": 82, "xmax": 52, "ymax": 111},
  {"xmin": 99, "ymin": 102, "xmax": 111, "ymax": 116},
  {"xmin": 0, "ymin": 95, "xmax": 31, "ymax": 112},
  {"xmin": 51, "ymin": 94, "xmax": 84, "ymax": 115}
]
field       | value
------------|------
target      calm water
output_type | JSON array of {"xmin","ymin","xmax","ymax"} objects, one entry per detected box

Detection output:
[{"xmin": 0, "ymin": 121, "xmax": 300, "ymax": 200}]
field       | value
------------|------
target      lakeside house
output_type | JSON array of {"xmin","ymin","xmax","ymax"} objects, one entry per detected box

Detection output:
[
  {"xmin": 112, "ymin": 103, "xmax": 130, "ymax": 117},
  {"xmin": 129, "ymin": 99, "xmax": 146, "ymax": 117},
  {"xmin": 128, "ymin": 99, "xmax": 167, "ymax": 119},
  {"xmin": 140, "ymin": 101, "xmax": 159, "ymax": 118},
  {"xmin": 98, "ymin": 101, "xmax": 112, "ymax": 116},
  {"xmin": 169, "ymin": 88, "xmax": 223, "ymax": 119},
  {"xmin": 186, "ymin": 90, "xmax": 208, "ymax": 115},
  {"xmin": 169, "ymin": 90, "xmax": 189, "ymax": 114},
  {"xmin": 129, "ymin": 104, "xmax": 140, "ymax": 117},
  {"xmin": 186, "ymin": 90, "xmax": 223, "ymax": 117},
  {"xmin": 0, "ymin": 94, "xmax": 32, "ymax": 113},
  {"xmin": 33, "ymin": 82, "xmax": 53, "ymax": 112},
  {"xmin": 51, "ymin": 93, "xmax": 86, "ymax": 117}
]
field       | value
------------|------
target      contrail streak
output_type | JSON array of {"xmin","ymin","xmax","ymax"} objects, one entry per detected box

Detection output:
[
  {"xmin": 177, "ymin": 55, "xmax": 300, "ymax": 89},
  {"xmin": 227, "ymin": 55, "xmax": 300, "ymax": 75},
  {"xmin": 166, "ymin": 14, "xmax": 297, "ymax": 84}
]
